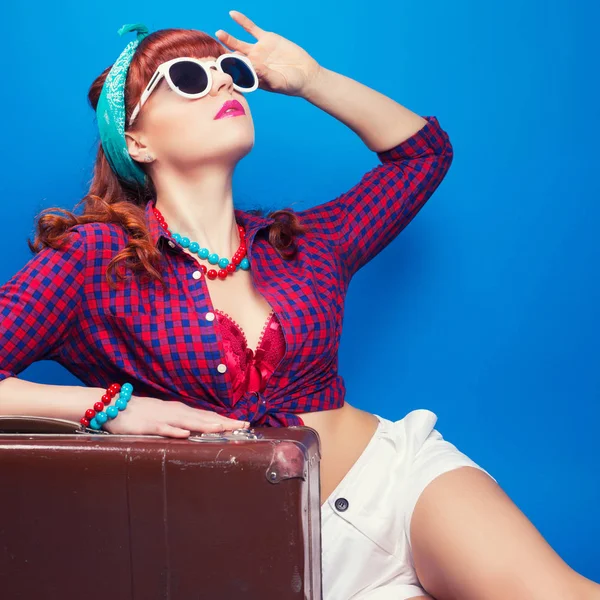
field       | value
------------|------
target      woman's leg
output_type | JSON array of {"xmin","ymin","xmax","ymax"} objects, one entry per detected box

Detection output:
[{"xmin": 409, "ymin": 460, "xmax": 599, "ymax": 599}]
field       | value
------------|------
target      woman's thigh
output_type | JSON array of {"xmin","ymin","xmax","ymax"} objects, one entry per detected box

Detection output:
[{"xmin": 320, "ymin": 408, "xmax": 495, "ymax": 600}]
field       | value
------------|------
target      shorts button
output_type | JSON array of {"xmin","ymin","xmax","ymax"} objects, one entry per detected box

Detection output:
[{"xmin": 334, "ymin": 497, "xmax": 349, "ymax": 512}]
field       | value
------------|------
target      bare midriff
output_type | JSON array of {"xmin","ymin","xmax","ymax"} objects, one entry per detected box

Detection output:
[{"xmin": 298, "ymin": 403, "xmax": 380, "ymax": 506}]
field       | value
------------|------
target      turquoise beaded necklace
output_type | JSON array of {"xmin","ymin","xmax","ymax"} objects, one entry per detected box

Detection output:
[{"xmin": 153, "ymin": 204, "xmax": 250, "ymax": 281}]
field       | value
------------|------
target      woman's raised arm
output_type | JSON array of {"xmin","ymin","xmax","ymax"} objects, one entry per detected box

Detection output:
[{"xmin": 296, "ymin": 68, "xmax": 453, "ymax": 279}]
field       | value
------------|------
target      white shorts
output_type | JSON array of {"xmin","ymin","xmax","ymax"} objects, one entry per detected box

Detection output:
[{"xmin": 320, "ymin": 409, "xmax": 497, "ymax": 600}]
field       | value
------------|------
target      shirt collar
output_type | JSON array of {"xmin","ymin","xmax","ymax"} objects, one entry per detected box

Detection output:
[{"xmin": 144, "ymin": 198, "xmax": 275, "ymax": 249}]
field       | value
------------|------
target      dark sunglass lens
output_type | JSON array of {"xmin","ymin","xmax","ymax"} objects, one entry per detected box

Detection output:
[
  {"xmin": 169, "ymin": 61, "xmax": 209, "ymax": 94},
  {"xmin": 221, "ymin": 56, "xmax": 256, "ymax": 89}
]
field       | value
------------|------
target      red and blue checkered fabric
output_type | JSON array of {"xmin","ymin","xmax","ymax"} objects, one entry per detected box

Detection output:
[{"xmin": 0, "ymin": 115, "xmax": 453, "ymax": 427}]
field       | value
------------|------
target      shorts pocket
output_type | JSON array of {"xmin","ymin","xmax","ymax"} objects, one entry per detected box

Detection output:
[
  {"xmin": 321, "ymin": 503, "xmax": 404, "ymax": 600},
  {"xmin": 330, "ymin": 505, "xmax": 398, "ymax": 556},
  {"xmin": 324, "ymin": 437, "xmax": 404, "ymax": 557}
]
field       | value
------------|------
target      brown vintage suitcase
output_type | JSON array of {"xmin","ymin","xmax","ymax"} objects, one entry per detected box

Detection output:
[{"xmin": 0, "ymin": 416, "xmax": 323, "ymax": 600}]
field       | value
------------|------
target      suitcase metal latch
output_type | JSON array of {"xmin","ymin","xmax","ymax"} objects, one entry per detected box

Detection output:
[{"xmin": 187, "ymin": 427, "xmax": 262, "ymax": 442}]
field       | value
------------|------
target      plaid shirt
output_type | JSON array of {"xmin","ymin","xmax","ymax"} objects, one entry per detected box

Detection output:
[{"xmin": 0, "ymin": 115, "xmax": 453, "ymax": 427}]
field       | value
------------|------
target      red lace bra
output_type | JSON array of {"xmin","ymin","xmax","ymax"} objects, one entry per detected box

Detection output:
[{"xmin": 214, "ymin": 308, "xmax": 286, "ymax": 404}]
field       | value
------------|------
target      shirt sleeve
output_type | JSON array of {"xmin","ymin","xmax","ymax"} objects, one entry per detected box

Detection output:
[
  {"xmin": 0, "ymin": 228, "xmax": 86, "ymax": 384},
  {"xmin": 295, "ymin": 115, "xmax": 454, "ymax": 280}
]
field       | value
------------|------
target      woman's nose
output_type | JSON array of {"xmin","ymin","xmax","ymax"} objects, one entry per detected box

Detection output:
[{"xmin": 210, "ymin": 67, "xmax": 234, "ymax": 94}]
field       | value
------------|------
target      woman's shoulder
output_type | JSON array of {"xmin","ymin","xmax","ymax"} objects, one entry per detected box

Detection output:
[{"xmin": 67, "ymin": 221, "xmax": 129, "ymax": 250}]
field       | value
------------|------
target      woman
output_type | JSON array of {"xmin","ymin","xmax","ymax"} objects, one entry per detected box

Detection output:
[{"xmin": 0, "ymin": 11, "xmax": 597, "ymax": 600}]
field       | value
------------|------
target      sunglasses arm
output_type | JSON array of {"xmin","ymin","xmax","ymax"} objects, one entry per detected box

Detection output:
[{"xmin": 128, "ymin": 69, "xmax": 166, "ymax": 127}]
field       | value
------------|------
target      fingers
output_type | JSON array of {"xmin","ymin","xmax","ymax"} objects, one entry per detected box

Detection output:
[
  {"xmin": 172, "ymin": 406, "xmax": 250, "ymax": 434},
  {"xmin": 199, "ymin": 419, "xmax": 249, "ymax": 433},
  {"xmin": 209, "ymin": 415, "xmax": 251, "ymax": 431},
  {"xmin": 155, "ymin": 423, "xmax": 191, "ymax": 438},
  {"xmin": 215, "ymin": 29, "xmax": 252, "ymax": 55},
  {"xmin": 101, "ymin": 396, "xmax": 253, "ymax": 438},
  {"xmin": 215, "ymin": 10, "xmax": 265, "ymax": 54},
  {"xmin": 228, "ymin": 10, "xmax": 266, "ymax": 39}
]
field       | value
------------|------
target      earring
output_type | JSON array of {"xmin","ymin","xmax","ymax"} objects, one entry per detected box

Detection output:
[{"xmin": 144, "ymin": 153, "xmax": 153, "ymax": 162}]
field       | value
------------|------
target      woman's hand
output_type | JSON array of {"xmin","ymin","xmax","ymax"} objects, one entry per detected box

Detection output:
[
  {"xmin": 101, "ymin": 395, "xmax": 250, "ymax": 438},
  {"xmin": 215, "ymin": 10, "xmax": 322, "ymax": 97}
]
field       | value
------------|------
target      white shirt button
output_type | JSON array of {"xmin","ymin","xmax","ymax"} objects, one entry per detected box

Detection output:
[
  {"xmin": 192, "ymin": 270, "xmax": 202, "ymax": 279},
  {"xmin": 205, "ymin": 312, "xmax": 215, "ymax": 321},
  {"xmin": 168, "ymin": 241, "xmax": 176, "ymax": 248},
  {"xmin": 217, "ymin": 363, "xmax": 227, "ymax": 373}
]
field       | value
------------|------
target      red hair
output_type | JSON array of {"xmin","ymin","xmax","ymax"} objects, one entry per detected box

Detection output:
[{"xmin": 29, "ymin": 28, "xmax": 307, "ymax": 290}]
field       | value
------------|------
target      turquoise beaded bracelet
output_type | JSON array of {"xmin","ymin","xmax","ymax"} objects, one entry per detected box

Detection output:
[{"xmin": 89, "ymin": 382, "xmax": 134, "ymax": 430}]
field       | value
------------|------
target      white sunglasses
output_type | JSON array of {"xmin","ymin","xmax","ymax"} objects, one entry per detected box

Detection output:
[{"xmin": 129, "ymin": 53, "xmax": 259, "ymax": 127}]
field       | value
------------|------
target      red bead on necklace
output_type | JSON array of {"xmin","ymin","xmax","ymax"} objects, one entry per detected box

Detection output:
[{"xmin": 153, "ymin": 205, "xmax": 249, "ymax": 281}]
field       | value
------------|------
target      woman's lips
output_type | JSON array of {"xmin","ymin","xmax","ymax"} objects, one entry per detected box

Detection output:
[
  {"xmin": 216, "ymin": 109, "xmax": 245, "ymax": 120},
  {"xmin": 215, "ymin": 100, "xmax": 246, "ymax": 120}
]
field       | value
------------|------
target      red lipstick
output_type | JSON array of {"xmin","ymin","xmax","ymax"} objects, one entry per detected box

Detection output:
[{"xmin": 215, "ymin": 99, "xmax": 246, "ymax": 120}]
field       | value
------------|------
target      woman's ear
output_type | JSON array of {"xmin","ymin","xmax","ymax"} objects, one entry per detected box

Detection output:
[{"xmin": 124, "ymin": 131, "xmax": 153, "ymax": 163}]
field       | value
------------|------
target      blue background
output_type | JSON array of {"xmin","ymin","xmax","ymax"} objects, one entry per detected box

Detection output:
[{"xmin": 2, "ymin": 0, "xmax": 598, "ymax": 583}]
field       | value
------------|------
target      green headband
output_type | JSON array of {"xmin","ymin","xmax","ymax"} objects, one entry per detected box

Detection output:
[{"xmin": 96, "ymin": 23, "xmax": 151, "ymax": 187}]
